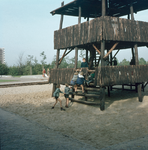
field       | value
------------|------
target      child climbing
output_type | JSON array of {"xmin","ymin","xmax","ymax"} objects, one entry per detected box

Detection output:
[
  {"xmin": 52, "ymin": 84, "xmax": 65, "ymax": 111},
  {"xmin": 86, "ymin": 72, "xmax": 95, "ymax": 86},
  {"xmin": 70, "ymin": 72, "xmax": 78, "ymax": 85},
  {"xmin": 74, "ymin": 71, "xmax": 85, "ymax": 94}
]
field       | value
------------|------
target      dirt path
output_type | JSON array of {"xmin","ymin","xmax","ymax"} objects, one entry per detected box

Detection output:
[{"xmin": 0, "ymin": 84, "xmax": 148, "ymax": 149}]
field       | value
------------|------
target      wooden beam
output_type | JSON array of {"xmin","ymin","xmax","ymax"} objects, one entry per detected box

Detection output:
[
  {"xmin": 130, "ymin": 4, "xmax": 134, "ymax": 20},
  {"xmin": 63, "ymin": 49, "xmax": 73, "ymax": 57},
  {"xmin": 75, "ymin": 47, "xmax": 78, "ymax": 69},
  {"xmin": 93, "ymin": 44, "xmax": 101, "ymax": 55},
  {"xmin": 59, "ymin": 1, "xmax": 64, "ymax": 29},
  {"xmin": 112, "ymin": 49, "xmax": 120, "ymax": 60},
  {"xmin": 56, "ymin": 1, "xmax": 64, "ymax": 69},
  {"xmin": 59, "ymin": 49, "xmax": 67, "ymax": 65},
  {"xmin": 58, "ymin": 49, "xmax": 73, "ymax": 61},
  {"xmin": 103, "ymin": 42, "xmax": 119, "ymax": 59},
  {"xmin": 102, "ymin": 0, "xmax": 106, "ymax": 16},
  {"xmin": 56, "ymin": 50, "xmax": 60, "ymax": 68},
  {"xmin": 86, "ymin": 49, "xmax": 88, "ymax": 63},
  {"xmin": 131, "ymin": 47, "xmax": 135, "ymax": 59},
  {"xmin": 78, "ymin": 6, "xmax": 81, "ymax": 24}
]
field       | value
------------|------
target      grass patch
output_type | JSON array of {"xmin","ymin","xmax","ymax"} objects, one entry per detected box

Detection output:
[{"xmin": 0, "ymin": 80, "xmax": 19, "ymax": 83}]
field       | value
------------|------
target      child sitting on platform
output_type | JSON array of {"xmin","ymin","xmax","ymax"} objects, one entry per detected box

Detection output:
[
  {"xmin": 64, "ymin": 83, "xmax": 71, "ymax": 108},
  {"xmin": 74, "ymin": 71, "xmax": 85, "ymax": 94},
  {"xmin": 52, "ymin": 84, "xmax": 65, "ymax": 111}
]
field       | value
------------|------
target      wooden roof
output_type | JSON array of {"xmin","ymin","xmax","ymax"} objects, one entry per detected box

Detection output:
[{"xmin": 50, "ymin": 0, "xmax": 148, "ymax": 18}]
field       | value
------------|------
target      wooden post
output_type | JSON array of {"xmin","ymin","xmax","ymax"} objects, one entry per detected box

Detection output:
[
  {"xmin": 56, "ymin": 50, "xmax": 60, "ymax": 69},
  {"xmin": 110, "ymin": 52, "xmax": 112, "ymax": 90},
  {"xmin": 102, "ymin": 0, "xmax": 106, "ymax": 16},
  {"xmin": 86, "ymin": 49, "xmax": 88, "ymax": 63},
  {"xmin": 75, "ymin": 47, "xmax": 78, "ymax": 69},
  {"xmin": 78, "ymin": 6, "xmax": 81, "ymax": 24},
  {"xmin": 56, "ymin": 1, "xmax": 64, "ymax": 69},
  {"xmin": 100, "ymin": 0, "xmax": 106, "ymax": 111},
  {"xmin": 130, "ymin": 3, "xmax": 143, "ymax": 102},
  {"xmin": 75, "ymin": 5, "xmax": 81, "ymax": 69},
  {"xmin": 130, "ymin": 4, "xmax": 134, "ymax": 20},
  {"xmin": 52, "ymin": 1, "xmax": 64, "ymax": 97}
]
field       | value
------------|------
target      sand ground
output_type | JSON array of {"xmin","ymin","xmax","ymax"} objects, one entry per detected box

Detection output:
[{"xmin": 0, "ymin": 84, "xmax": 148, "ymax": 149}]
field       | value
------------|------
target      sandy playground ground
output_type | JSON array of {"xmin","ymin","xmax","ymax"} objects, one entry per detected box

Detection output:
[{"xmin": 0, "ymin": 84, "xmax": 148, "ymax": 149}]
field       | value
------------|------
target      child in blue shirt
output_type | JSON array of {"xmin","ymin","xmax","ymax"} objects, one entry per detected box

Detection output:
[
  {"xmin": 52, "ymin": 84, "xmax": 65, "ymax": 111},
  {"xmin": 64, "ymin": 83, "xmax": 71, "ymax": 108}
]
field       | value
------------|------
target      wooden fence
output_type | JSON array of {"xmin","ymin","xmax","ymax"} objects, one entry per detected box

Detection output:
[
  {"xmin": 95, "ymin": 65, "xmax": 148, "ymax": 86},
  {"xmin": 54, "ymin": 16, "xmax": 148, "ymax": 49},
  {"xmin": 50, "ymin": 65, "xmax": 148, "ymax": 86}
]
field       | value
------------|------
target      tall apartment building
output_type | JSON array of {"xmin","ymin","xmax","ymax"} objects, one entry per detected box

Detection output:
[{"xmin": 0, "ymin": 48, "xmax": 5, "ymax": 64}]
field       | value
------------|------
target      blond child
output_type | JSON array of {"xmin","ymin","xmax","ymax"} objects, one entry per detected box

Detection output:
[{"xmin": 52, "ymin": 84, "xmax": 65, "ymax": 111}]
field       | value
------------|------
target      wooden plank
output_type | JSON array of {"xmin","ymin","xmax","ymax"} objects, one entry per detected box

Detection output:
[
  {"xmin": 84, "ymin": 21, "xmax": 89, "ymax": 44},
  {"xmin": 96, "ymin": 17, "xmax": 102, "ymax": 41},
  {"xmin": 88, "ymin": 19, "xmax": 93, "ymax": 43},
  {"xmin": 81, "ymin": 22, "xmax": 85, "ymax": 45},
  {"xmin": 70, "ymin": 26, "xmax": 74, "ymax": 47},
  {"xmin": 69, "ymin": 98, "xmax": 100, "ymax": 105},
  {"xmin": 78, "ymin": 23, "xmax": 81, "ymax": 45},
  {"xmin": 74, "ymin": 25, "xmax": 78, "ymax": 46},
  {"xmin": 54, "ymin": 31, "xmax": 58, "ymax": 49}
]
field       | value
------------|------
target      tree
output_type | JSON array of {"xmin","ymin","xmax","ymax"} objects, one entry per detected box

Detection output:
[
  {"xmin": 79, "ymin": 50, "xmax": 85, "ymax": 59},
  {"xmin": 119, "ymin": 59, "xmax": 130, "ymax": 66},
  {"xmin": 0, "ymin": 63, "xmax": 9, "ymax": 75},
  {"xmin": 26, "ymin": 55, "xmax": 34, "ymax": 75},
  {"xmin": 17, "ymin": 52, "xmax": 25, "ymax": 75},
  {"xmin": 139, "ymin": 58, "xmax": 146, "ymax": 65},
  {"xmin": 40, "ymin": 51, "xmax": 47, "ymax": 69}
]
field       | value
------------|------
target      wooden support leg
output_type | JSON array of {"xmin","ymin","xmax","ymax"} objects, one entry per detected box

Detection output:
[
  {"xmin": 138, "ymin": 84, "xmax": 143, "ymax": 102},
  {"xmin": 52, "ymin": 83, "xmax": 56, "ymax": 97},
  {"xmin": 107, "ymin": 86, "xmax": 110, "ymax": 97},
  {"xmin": 85, "ymin": 90, "xmax": 88, "ymax": 101},
  {"xmin": 135, "ymin": 83, "xmax": 138, "ymax": 93},
  {"xmin": 142, "ymin": 83, "xmax": 144, "ymax": 92},
  {"xmin": 71, "ymin": 87, "xmax": 75, "ymax": 98},
  {"xmin": 122, "ymin": 85, "xmax": 124, "ymax": 90},
  {"xmin": 100, "ymin": 87, "xmax": 105, "ymax": 111}
]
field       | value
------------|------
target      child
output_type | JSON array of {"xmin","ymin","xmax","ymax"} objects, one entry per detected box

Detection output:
[
  {"xmin": 70, "ymin": 72, "xmax": 78, "ymax": 85},
  {"xmin": 86, "ymin": 72, "xmax": 95, "ymax": 86},
  {"xmin": 52, "ymin": 84, "xmax": 65, "ymax": 111},
  {"xmin": 64, "ymin": 83, "xmax": 71, "ymax": 108},
  {"xmin": 74, "ymin": 71, "xmax": 85, "ymax": 94}
]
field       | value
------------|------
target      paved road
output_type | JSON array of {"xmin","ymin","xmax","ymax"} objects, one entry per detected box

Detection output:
[
  {"xmin": 0, "ymin": 108, "xmax": 98, "ymax": 150},
  {"xmin": 0, "ymin": 75, "xmax": 48, "ymax": 85}
]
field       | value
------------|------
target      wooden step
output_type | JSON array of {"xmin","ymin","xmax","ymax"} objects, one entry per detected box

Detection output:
[
  {"xmin": 69, "ymin": 98, "xmax": 100, "ymax": 105},
  {"xmin": 70, "ymin": 92, "xmax": 100, "ymax": 97}
]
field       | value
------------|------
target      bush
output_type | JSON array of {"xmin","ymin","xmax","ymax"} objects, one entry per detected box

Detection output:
[{"xmin": 0, "ymin": 63, "xmax": 9, "ymax": 75}]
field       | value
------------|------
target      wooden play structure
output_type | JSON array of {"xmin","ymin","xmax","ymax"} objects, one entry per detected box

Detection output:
[{"xmin": 50, "ymin": 0, "xmax": 148, "ymax": 110}]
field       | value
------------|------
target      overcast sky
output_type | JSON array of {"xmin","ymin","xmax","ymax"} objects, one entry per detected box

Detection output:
[{"xmin": 1, "ymin": 0, "xmax": 148, "ymax": 66}]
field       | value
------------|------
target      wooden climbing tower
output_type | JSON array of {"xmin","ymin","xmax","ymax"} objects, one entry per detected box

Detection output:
[{"xmin": 50, "ymin": 0, "xmax": 148, "ymax": 110}]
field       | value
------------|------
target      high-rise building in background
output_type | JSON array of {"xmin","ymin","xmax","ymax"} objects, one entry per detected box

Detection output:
[{"xmin": 0, "ymin": 48, "xmax": 5, "ymax": 64}]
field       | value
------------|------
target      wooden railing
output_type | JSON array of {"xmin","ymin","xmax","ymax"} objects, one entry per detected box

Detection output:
[
  {"xmin": 95, "ymin": 65, "xmax": 148, "ymax": 86},
  {"xmin": 49, "ymin": 65, "xmax": 148, "ymax": 86},
  {"xmin": 54, "ymin": 16, "xmax": 148, "ymax": 49}
]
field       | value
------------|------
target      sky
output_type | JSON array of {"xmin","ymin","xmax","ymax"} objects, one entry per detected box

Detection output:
[{"xmin": 1, "ymin": 0, "xmax": 148, "ymax": 66}]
